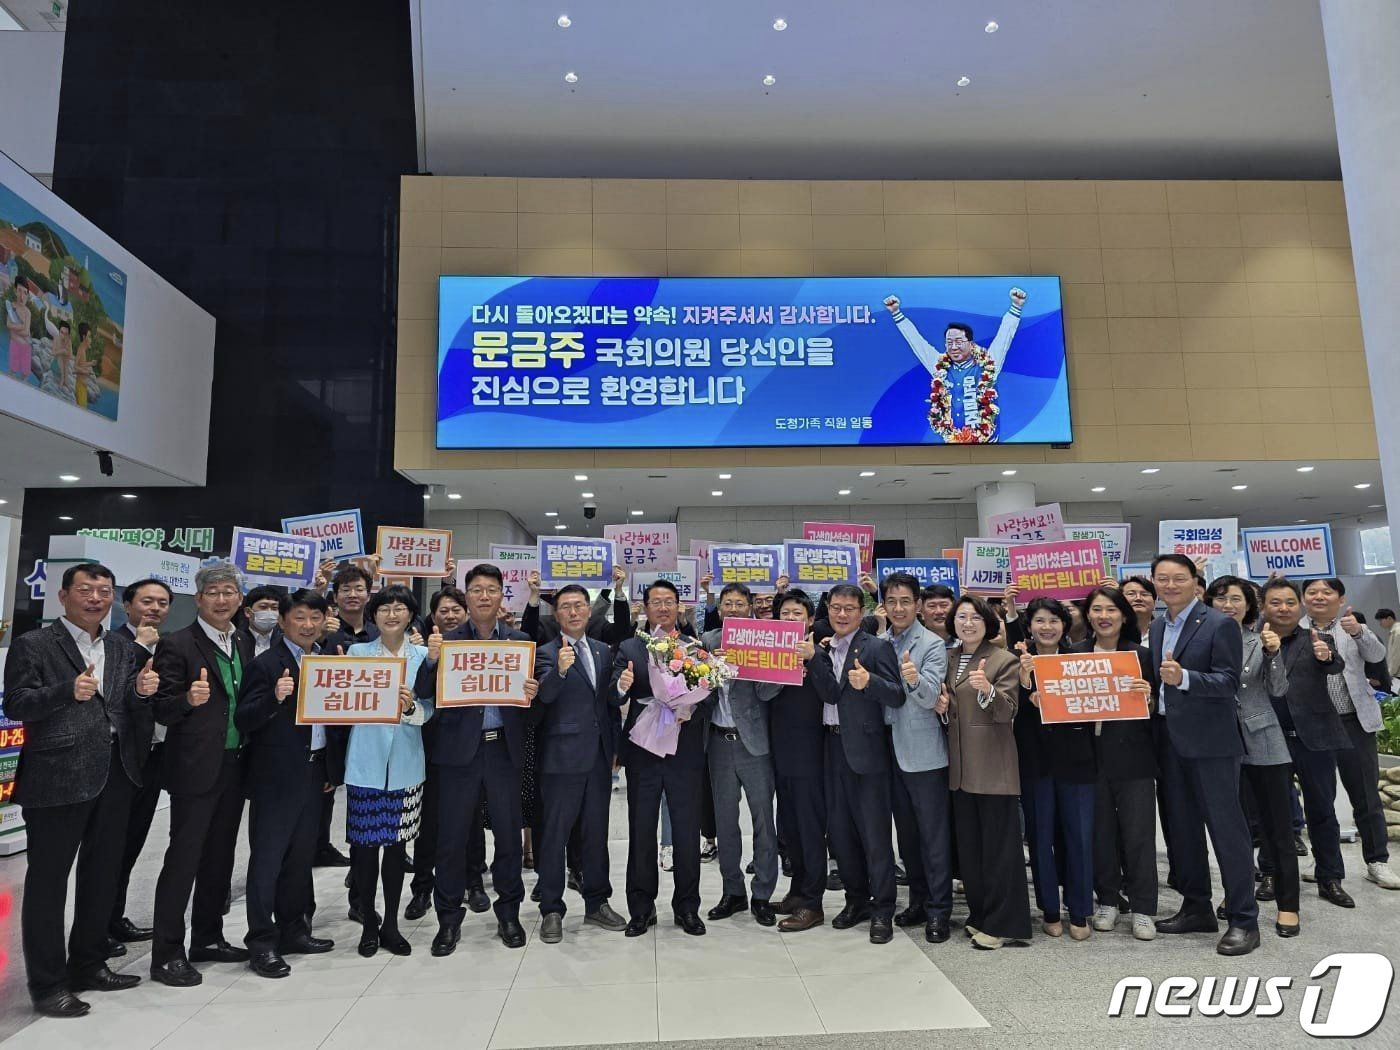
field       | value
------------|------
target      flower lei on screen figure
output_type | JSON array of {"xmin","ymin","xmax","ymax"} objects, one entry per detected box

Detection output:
[
  {"xmin": 628, "ymin": 629, "xmax": 737, "ymax": 758},
  {"xmin": 927, "ymin": 344, "xmax": 999, "ymax": 444}
]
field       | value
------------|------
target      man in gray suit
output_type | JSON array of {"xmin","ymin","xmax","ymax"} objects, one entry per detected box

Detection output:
[
  {"xmin": 702, "ymin": 583, "xmax": 779, "ymax": 926},
  {"xmin": 4, "ymin": 562, "xmax": 160, "ymax": 1018}
]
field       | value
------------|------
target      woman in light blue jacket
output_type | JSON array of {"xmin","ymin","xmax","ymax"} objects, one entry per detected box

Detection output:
[{"xmin": 344, "ymin": 584, "xmax": 434, "ymax": 958}]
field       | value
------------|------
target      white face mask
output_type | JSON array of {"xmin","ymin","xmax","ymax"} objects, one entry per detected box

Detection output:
[{"xmin": 251, "ymin": 610, "xmax": 279, "ymax": 634}]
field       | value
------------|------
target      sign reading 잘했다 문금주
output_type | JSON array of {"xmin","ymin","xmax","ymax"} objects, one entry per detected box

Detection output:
[{"xmin": 435, "ymin": 276, "xmax": 1070, "ymax": 449}]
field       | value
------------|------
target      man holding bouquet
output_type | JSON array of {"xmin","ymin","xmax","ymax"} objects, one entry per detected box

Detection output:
[{"xmin": 612, "ymin": 579, "xmax": 714, "ymax": 937}]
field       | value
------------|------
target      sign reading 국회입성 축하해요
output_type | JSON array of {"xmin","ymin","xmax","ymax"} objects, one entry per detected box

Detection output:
[{"xmin": 436, "ymin": 276, "xmax": 1070, "ymax": 450}]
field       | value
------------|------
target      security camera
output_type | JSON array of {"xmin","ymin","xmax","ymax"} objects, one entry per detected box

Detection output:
[
  {"xmin": 96, "ymin": 450, "xmax": 114, "ymax": 477},
  {"xmin": 583, "ymin": 501, "xmax": 598, "ymax": 520}
]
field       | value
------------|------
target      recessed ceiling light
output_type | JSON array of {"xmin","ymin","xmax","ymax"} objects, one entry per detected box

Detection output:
[
  {"xmin": 1354, "ymin": 483, "xmax": 1372, "ymax": 489},
  {"xmin": 838, "ymin": 489, "xmax": 852, "ymax": 496},
  {"xmin": 1296, "ymin": 518, "xmax": 1308, "ymax": 523},
  {"xmin": 772, "ymin": 17, "xmax": 787, "ymax": 31},
  {"xmin": 121, "ymin": 493, "xmax": 138, "ymax": 499},
  {"xmin": 58, "ymin": 515, "xmax": 73, "ymax": 521},
  {"xmin": 574, "ymin": 474, "xmax": 589, "ymax": 481},
  {"xmin": 631, "ymin": 510, "xmax": 645, "ymax": 516},
  {"xmin": 711, "ymin": 490, "xmax": 724, "ymax": 497},
  {"xmin": 0, "ymin": 499, "xmax": 8, "ymax": 506},
  {"xmin": 956, "ymin": 75, "xmax": 971, "ymax": 87},
  {"xmin": 557, "ymin": 13, "xmax": 571, "ymax": 28},
  {"xmin": 1231, "ymin": 484, "xmax": 1248, "ymax": 491},
  {"xmin": 545, "ymin": 511, "xmax": 558, "ymax": 517},
  {"xmin": 580, "ymin": 491, "xmax": 594, "ymax": 499},
  {"xmin": 859, "ymin": 471, "xmax": 876, "ymax": 477},
  {"xmin": 1140, "ymin": 467, "xmax": 1160, "ymax": 474},
  {"xmin": 1296, "ymin": 465, "xmax": 1314, "ymax": 473},
  {"xmin": 1001, "ymin": 469, "xmax": 1017, "ymax": 476},
  {"xmin": 1369, "ymin": 504, "xmax": 1384, "ymax": 509},
  {"xmin": 1091, "ymin": 486, "xmax": 1106, "ymax": 493},
  {"xmin": 555, "ymin": 523, "xmax": 568, "ymax": 530},
  {"xmin": 59, "ymin": 474, "xmax": 80, "ymax": 482},
  {"xmin": 718, "ymin": 473, "xmax": 732, "ymax": 480},
  {"xmin": 564, "ymin": 71, "xmax": 578, "ymax": 84},
  {"xmin": 985, "ymin": 20, "xmax": 999, "ymax": 33},
  {"xmin": 762, "ymin": 74, "xmax": 776, "ymax": 87},
  {"xmin": 423, "ymin": 492, "xmax": 431, "ymax": 500}
]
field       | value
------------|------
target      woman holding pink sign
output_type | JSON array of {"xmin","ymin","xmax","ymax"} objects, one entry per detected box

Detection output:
[{"xmin": 342, "ymin": 585, "xmax": 435, "ymax": 958}]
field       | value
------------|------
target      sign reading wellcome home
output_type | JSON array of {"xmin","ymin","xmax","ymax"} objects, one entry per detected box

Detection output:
[{"xmin": 436, "ymin": 277, "xmax": 1069, "ymax": 448}]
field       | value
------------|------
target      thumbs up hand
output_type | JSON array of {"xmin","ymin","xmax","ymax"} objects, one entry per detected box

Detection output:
[
  {"xmin": 1014, "ymin": 640, "xmax": 1035, "ymax": 681},
  {"xmin": 189, "ymin": 667, "xmax": 211, "ymax": 706},
  {"xmin": 1259, "ymin": 622, "xmax": 1280, "ymax": 655},
  {"xmin": 1311, "ymin": 629, "xmax": 1332, "ymax": 662},
  {"xmin": 848, "ymin": 657, "xmax": 870, "ymax": 691},
  {"xmin": 427, "ymin": 625, "xmax": 442, "ymax": 664},
  {"xmin": 408, "ymin": 627, "xmax": 425, "ymax": 646},
  {"xmin": 136, "ymin": 657, "xmax": 160, "ymax": 697},
  {"xmin": 1340, "ymin": 605, "xmax": 1362, "ymax": 638},
  {"xmin": 558, "ymin": 641, "xmax": 577, "ymax": 675},
  {"xmin": 618, "ymin": 660, "xmax": 635, "ymax": 693},
  {"xmin": 900, "ymin": 648, "xmax": 919, "ymax": 686},
  {"xmin": 968, "ymin": 657, "xmax": 991, "ymax": 693},
  {"xmin": 796, "ymin": 633, "xmax": 816, "ymax": 661},
  {"xmin": 1160, "ymin": 649, "xmax": 1183, "ymax": 687},
  {"xmin": 74, "ymin": 663, "xmax": 98, "ymax": 701},
  {"xmin": 275, "ymin": 667, "xmax": 294, "ymax": 701}
]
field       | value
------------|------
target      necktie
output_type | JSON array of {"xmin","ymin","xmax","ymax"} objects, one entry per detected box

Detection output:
[{"xmin": 575, "ymin": 638, "xmax": 596, "ymax": 688}]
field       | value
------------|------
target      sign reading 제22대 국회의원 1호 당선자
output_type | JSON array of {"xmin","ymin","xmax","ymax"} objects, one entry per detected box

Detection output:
[{"xmin": 435, "ymin": 276, "xmax": 1070, "ymax": 449}]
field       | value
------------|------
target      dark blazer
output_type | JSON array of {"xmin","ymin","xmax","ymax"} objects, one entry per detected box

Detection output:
[
  {"xmin": 1069, "ymin": 640, "xmax": 1158, "ymax": 782},
  {"xmin": 153, "ymin": 622, "xmax": 256, "ymax": 796},
  {"xmin": 806, "ymin": 628, "xmax": 904, "ymax": 776},
  {"xmin": 417, "ymin": 622, "xmax": 534, "ymax": 769},
  {"xmin": 611, "ymin": 634, "xmax": 713, "ymax": 769},
  {"xmin": 759, "ymin": 676, "xmax": 824, "ymax": 778},
  {"xmin": 1271, "ymin": 626, "xmax": 1351, "ymax": 752},
  {"xmin": 523, "ymin": 598, "xmax": 632, "ymax": 647},
  {"xmin": 235, "ymin": 641, "xmax": 346, "ymax": 798},
  {"xmin": 1148, "ymin": 601, "xmax": 1244, "ymax": 760},
  {"xmin": 3, "ymin": 621, "xmax": 153, "ymax": 807},
  {"xmin": 533, "ymin": 635, "xmax": 620, "ymax": 774}
]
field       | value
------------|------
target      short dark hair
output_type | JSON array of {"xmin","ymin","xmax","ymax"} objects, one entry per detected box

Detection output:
[
  {"xmin": 1378, "ymin": 608, "xmax": 1396, "ymax": 621},
  {"xmin": 1205, "ymin": 575, "xmax": 1259, "ymax": 627},
  {"xmin": 921, "ymin": 584, "xmax": 955, "ymax": 602},
  {"xmin": 1262, "ymin": 576, "xmax": 1302, "ymax": 601},
  {"xmin": 243, "ymin": 584, "xmax": 282, "ymax": 610},
  {"xmin": 946, "ymin": 594, "xmax": 1001, "ymax": 641},
  {"xmin": 553, "ymin": 583, "xmax": 590, "ymax": 606},
  {"xmin": 1302, "ymin": 577, "xmax": 1346, "ymax": 598},
  {"xmin": 1079, "ymin": 585, "xmax": 1141, "ymax": 643},
  {"xmin": 1121, "ymin": 575, "xmax": 1157, "ymax": 599},
  {"xmin": 643, "ymin": 578, "xmax": 680, "ymax": 603},
  {"xmin": 366, "ymin": 584, "xmax": 420, "ymax": 622},
  {"xmin": 279, "ymin": 588, "xmax": 329, "ymax": 616},
  {"xmin": 776, "ymin": 589, "xmax": 816, "ymax": 619},
  {"xmin": 331, "ymin": 564, "xmax": 374, "ymax": 595},
  {"xmin": 880, "ymin": 572, "xmax": 922, "ymax": 602},
  {"xmin": 945, "ymin": 321, "xmax": 974, "ymax": 343},
  {"xmin": 429, "ymin": 585, "xmax": 467, "ymax": 616},
  {"xmin": 123, "ymin": 577, "xmax": 173, "ymax": 605},
  {"xmin": 61, "ymin": 562, "xmax": 115, "ymax": 590},
  {"xmin": 78, "ymin": 320, "xmax": 91, "ymax": 341},
  {"xmin": 1024, "ymin": 595, "xmax": 1072, "ymax": 636},
  {"xmin": 463, "ymin": 562, "xmax": 503, "ymax": 590},
  {"xmin": 718, "ymin": 582, "xmax": 753, "ymax": 606},
  {"xmin": 1151, "ymin": 554, "xmax": 1197, "ymax": 577},
  {"xmin": 826, "ymin": 583, "xmax": 866, "ymax": 607}
]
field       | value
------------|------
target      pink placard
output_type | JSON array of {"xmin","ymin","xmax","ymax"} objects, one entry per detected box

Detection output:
[
  {"xmin": 802, "ymin": 521, "xmax": 875, "ymax": 575},
  {"xmin": 987, "ymin": 503, "xmax": 1066, "ymax": 542},
  {"xmin": 720, "ymin": 617, "xmax": 806, "ymax": 685},
  {"xmin": 1008, "ymin": 539, "xmax": 1106, "ymax": 601}
]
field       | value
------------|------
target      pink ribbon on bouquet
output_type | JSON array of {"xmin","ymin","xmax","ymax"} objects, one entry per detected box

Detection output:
[{"xmin": 627, "ymin": 661, "xmax": 712, "ymax": 758}]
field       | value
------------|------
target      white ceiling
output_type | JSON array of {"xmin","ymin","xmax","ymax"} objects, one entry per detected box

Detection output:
[
  {"xmin": 407, "ymin": 459, "xmax": 1388, "ymax": 548},
  {"xmin": 413, "ymin": 0, "xmax": 1340, "ymax": 179}
]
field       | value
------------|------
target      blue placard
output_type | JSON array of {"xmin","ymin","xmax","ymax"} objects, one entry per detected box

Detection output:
[
  {"xmin": 538, "ymin": 536, "xmax": 615, "ymax": 587},
  {"xmin": 784, "ymin": 539, "xmax": 860, "ymax": 591},
  {"xmin": 875, "ymin": 558, "xmax": 961, "ymax": 596},
  {"xmin": 230, "ymin": 526, "xmax": 319, "ymax": 588},
  {"xmin": 709, "ymin": 544, "xmax": 783, "ymax": 593},
  {"xmin": 437, "ymin": 276, "xmax": 1068, "ymax": 449}
]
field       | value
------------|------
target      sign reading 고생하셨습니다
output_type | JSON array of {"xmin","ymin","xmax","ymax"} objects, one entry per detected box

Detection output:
[
  {"xmin": 1009, "ymin": 539, "xmax": 1106, "ymax": 601},
  {"xmin": 720, "ymin": 617, "xmax": 806, "ymax": 686}
]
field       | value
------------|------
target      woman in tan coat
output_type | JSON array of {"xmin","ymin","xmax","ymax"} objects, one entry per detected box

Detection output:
[{"xmin": 942, "ymin": 594, "xmax": 1031, "ymax": 949}]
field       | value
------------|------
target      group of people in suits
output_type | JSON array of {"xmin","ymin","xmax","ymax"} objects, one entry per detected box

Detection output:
[{"xmin": 8, "ymin": 546, "xmax": 1400, "ymax": 1020}]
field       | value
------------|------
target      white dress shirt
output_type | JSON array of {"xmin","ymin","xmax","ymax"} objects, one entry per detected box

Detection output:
[{"xmin": 198, "ymin": 617, "xmax": 235, "ymax": 657}]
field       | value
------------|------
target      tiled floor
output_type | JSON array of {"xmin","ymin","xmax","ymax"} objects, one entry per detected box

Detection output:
[{"xmin": 0, "ymin": 781, "xmax": 1398, "ymax": 1049}]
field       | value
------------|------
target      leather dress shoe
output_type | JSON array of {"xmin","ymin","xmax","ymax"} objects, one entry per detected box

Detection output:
[
  {"xmin": 249, "ymin": 950, "xmax": 290, "ymax": 979},
  {"xmin": 674, "ymin": 911, "xmax": 707, "ymax": 936},
  {"xmin": 584, "ymin": 903, "xmax": 629, "ymax": 932},
  {"xmin": 401, "ymin": 854, "xmax": 416, "ymax": 873},
  {"xmin": 405, "ymin": 890, "xmax": 432, "ymax": 920},
  {"xmin": 71, "ymin": 964, "xmax": 140, "ymax": 992},
  {"xmin": 894, "ymin": 864, "xmax": 908, "ymax": 887},
  {"xmin": 1217, "ymin": 925, "xmax": 1260, "ymax": 956},
  {"xmin": 1294, "ymin": 833, "xmax": 1309, "ymax": 857},
  {"xmin": 190, "ymin": 940, "xmax": 249, "ymax": 964},
  {"xmin": 827, "ymin": 869, "xmax": 844, "ymax": 892},
  {"xmin": 110, "ymin": 917, "xmax": 154, "ymax": 942},
  {"xmin": 106, "ymin": 937, "xmax": 127, "ymax": 959},
  {"xmin": 280, "ymin": 934, "xmax": 334, "ymax": 955},
  {"xmin": 1154, "ymin": 910, "xmax": 1219, "ymax": 935},
  {"xmin": 1318, "ymin": 879, "xmax": 1355, "ymax": 908},
  {"xmin": 831, "ymin": 904, "xmax": 872, "ymax": 930},
  {"xmin": 751, "ymin": 899, "xmax": 776, "ymax": 927},
  {"xmin": 567, "ymin": 868, "xmax": 583, "ymax": 893},
  {"xmin": 467, "ymin": 888, "xmax": 492, "ymax": 913},
  {"xmin": 314, "ymin": 845, "xmax": 351, "ymax": 867},
  {"xmin": 624, "ymin": 910, "xmax": 658, "ymax": 937},
  {"xmin": 150, "ymin": 959, "xmax": 202, "ymax": 987},
  {"xmin": 777, "ymin": 908, "xmax": 824, "ymax": 932},
  {"xmin": 773, "ymin": 895, "xmax": 798, "ymax": 916},
  {"xmin": 1215, "ymin": 903, "xmax": 1228, "ymax": 921},
  {"xmin": 707, "ymin": 894, "xmax": 747, "ymax": 920},
  {"xmin": 1255, "ymin": 875, "xmax": 1276, "ymax": 901},
  {"xmin": 380, "ymin": 928, "xmax": 412, "ymax": 956},
  {"xmin": 530, "ymin": 883, "xmax": 542, "ymax": 903},
  {"xmin": 540, "ymin": 913, "xmax": 563, "ymax": 944},
  {"xmin": 869, "ymin": 916, "xmax": 894, "ymax": 944},
  {"xmin": 358, "ymin": 921, "xmax": 380, "ymax": 958},
  {"xmin": 926, "ymin": 917, "xmax": 951, "ymax": 943},
  {"xmin": 498, "ymin": 917, "xmax": 527, "ymax": 948},
  {"xmin": 781, "ymin": 855, "xmax": 793, "ymax": 878},
  {"xmin": 32, "ymin": 990, "xmax": 90, "ymax": 1018},
  {"xmin": 893, "ymin": 905, "xmax": 926, "ymax": 928},
  {"xmin": 1276, "ymin": 919, "xmax": 1301, "ymax": 938},
  {"xmin": 430, "ymin": 921, "xmax": 461, "ymax": 957}
]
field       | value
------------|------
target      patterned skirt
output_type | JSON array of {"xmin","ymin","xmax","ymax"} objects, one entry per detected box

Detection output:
[{"xmin": 346, "ymin": 782, "xmax": 424, "ymax": 847}]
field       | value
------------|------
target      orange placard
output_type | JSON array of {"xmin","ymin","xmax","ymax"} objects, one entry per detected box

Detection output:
[
  {"xmin": 436, "ymin": 640, "xmax": 537, "ymax": 707},
  {"xmin": 296, "ymin": 655, "xmax": 406, "ymax": 725},
  {"xmin": 376, "ymin": 525, "xmax": 454, "ymax": 577},
  {"xmin": 1030, "ymin": 651, "xmax": 1150, "ymax": 724}
]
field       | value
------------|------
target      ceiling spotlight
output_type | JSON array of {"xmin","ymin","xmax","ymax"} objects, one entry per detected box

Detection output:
[
  {"xmin": 859, "ymin": 471, "xmax": 876, "ymax": 477},
  {"xmin": 1091, "ymin": 486, "xmax": 1106, "ymax": 493},
  {"xmin": 956, "ymin": 75, "xmax": 971, "ymax": 87},
  {"xmin": 1231, "ymin": 484, "xmax": 1248, "ymax": 491},
  {"xmin": 555, "ymin": 523, "xmax": 569, "ymax": 530},
  {"xmin": 580, "ymin": 491, "xmax": 594, "ymax": 499},
  {"xmin": 772, "ymin": 17, "xmax": 787, "ymax": 31},
  {"xmin": 1296, "ymin": 465, "xmax": 1314, "ymax": 473},
  {"xmin": 422, "ymin": 492, "xmax": 431, "ymax": 500},
  {"xmin": 1354, "ymin": 482, "xmax": 1372, "ymax": 489},
  {"xmin": 711, "ymin": 490, "xmax": 724, "ymax": 497},
  {"xmin": 763, "ymin": 74, "xmax": 776, "ymax": 87},
  {"xmin": 838, "ymin": 489, "xmax": 852, "ymax": 496},
  {"xmin": 121, "ymin": 492, "xmax": 138, "ymax": 499},
  {"xmin": 564, "ymin": 71, "xmax": 578, "ymax": 84},
  {"xmin": 0, "ymin": 499, "xmax": 7, "ymax": 506},
  {"xmin": 574, "ymin": 474, "xmax": 589, "ymax": 481},
  {"xmin": 447, "ymin": 492, "xmax": 462, "ymax": 500},
  {"xmin": 1369, "ymin": 504, "xmax": 1384, "ymax": 509},
  {"xmin": 545, "ymin": 511, "xmax": 558, "ymax": 517},
  {"xmin": 984, "ymin": 20, "xmax": 999, "ymax": 33},
  {"xmin": 59, "ymin": 474, "xmax": 80, "ymax": 482},
  {"xmin": 1140, "ymin": 467, "xmax": 1160, "ymax": 474},
  {"xmin": 1001, "ymin": 469, "xmax": 1017, "ymax": 476},
  {"xmin": 58, "ymin": 515, "xmax": 73, "ymax": 522},
  {"xmin": 718, "ymin": 473, "xmax": 732, "ymax": 480},
  {"xmin": 557, "ymin": 13, "xmax": 571, "ymax": 27},
  {"xmin": 631, "ymin": 510, "xmax": 645, "ymax": 516}
]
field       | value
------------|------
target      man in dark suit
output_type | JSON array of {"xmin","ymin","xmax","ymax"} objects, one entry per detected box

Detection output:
[
  {"xmin": 613, "ymin": 577, "xmax": 713, "ymax": 936},
  {"xmin": 533, "ymin": 584, "xmax": 628, "ymax": 942},
  {"xmin": 235, "ymin": 589, "xmax": 340, "ymax": 978},
  {"xmin": 522, "ymin": 565, "xmax": 634, "ymax": 645},
  {"xmin": 802, "ymin": 582, "xmax": 905, "ymax": 944},
  {"xmin": 1148, "ymin": 553, "xmax": 1256, "ymax": 956},
  {"xmin": 150, "ymin": 561, "xmax": 255, "ymax": 986},
  {"xmin": 417, "ymin": 563, "xmax": 539, "ymax": 954},
  {"xmin": 5, "ymin": 562, "xmax": 160, "ymax": 1017},
  {"xmin": 108, "ymin": 577, "xmax": 173, "ymax": 947}
]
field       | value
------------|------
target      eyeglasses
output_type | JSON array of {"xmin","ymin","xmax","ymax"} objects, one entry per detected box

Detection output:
[
  {"xmin": 827, "ymin": 603, "xmax": 862, "ymax": 615},
  {"xmin": 953, "ymin": 614, "xmax": 983, "ymax": 625},
  {"xmin": 1154, "ymin": 575, "xmax": 1192, "ymax": 586},
  {"xmin": 337, "ymin": 585, "xmax": 368, "ymax": 597},
  {"xmin": 467, "ymin": 586, "xmax": 502, "ymax": 598},
  {"xmin": 71, "ymin": 585, "xmax": 114, "ymax": 599},
  {"xmin": 647, "ymin": 598, "xmax": 679, "ymax": 610},
  {"xmin": 555, "ymin": 601, "xmax": 589, "ymax": 613},
  {"xmin": 201, "ymin": 588, "xmax": 242, "ymax": 600},
  {"xmin": 1213, "ymin": 595, "xmax": 1248, "ymax": 606},
  {"xmin": 885, "ymin": 597, "xmax": 917, "ymax": 609}
]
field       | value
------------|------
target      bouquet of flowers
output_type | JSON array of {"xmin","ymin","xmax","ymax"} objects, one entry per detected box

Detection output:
[{"xmin": 628, "ymin": 629, "xmax": 737, "ymax": 758}]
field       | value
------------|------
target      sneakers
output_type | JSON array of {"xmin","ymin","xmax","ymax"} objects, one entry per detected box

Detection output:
[
  {"xmin": 660, "ymin": 846, "xmax": 674, "ymax": 871},
  {"xmin": 700, "ymin": 839, "xmax": 718, "ymax": 862},
  {"xmin": 1132, "ymin": 914, "xmax": 1157, "ymax": 940},
  {"xmin": 1366, "ymin": 861, "xmax": 1400, "ymax": 889},
  {"xmin": 1091, "ymin": 905, "xmax": 1118, "ymax": 932}
]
